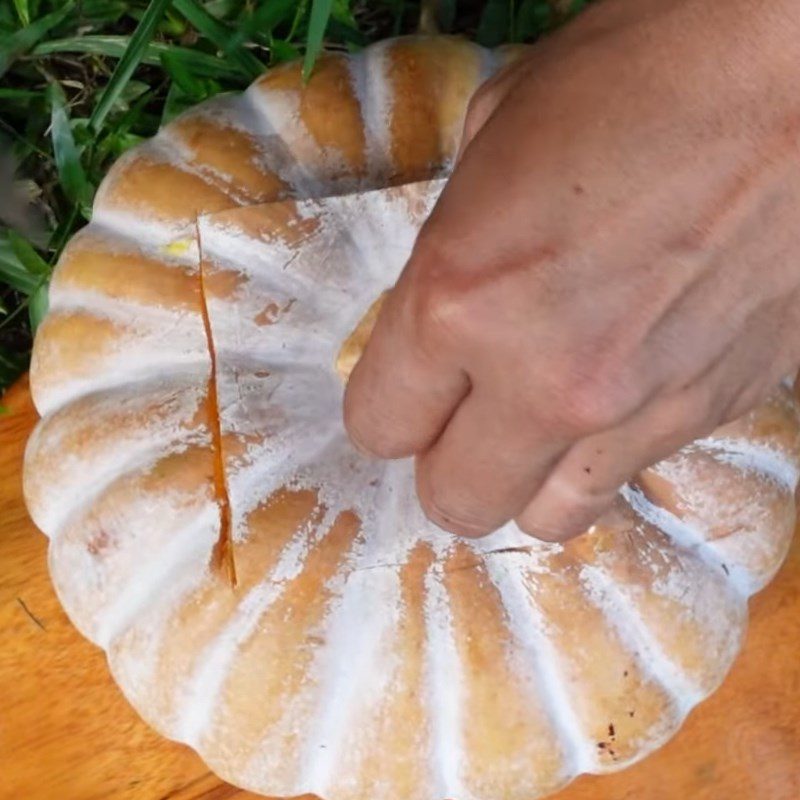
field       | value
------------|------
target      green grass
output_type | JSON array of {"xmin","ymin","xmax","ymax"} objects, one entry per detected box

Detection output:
[{"xmin": 0, "ymin": 0, "xmax": 586, "ymax": 392}]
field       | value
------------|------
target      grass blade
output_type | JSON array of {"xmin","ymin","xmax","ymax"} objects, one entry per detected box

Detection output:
[
  {"xmin": 47, "ymin": 83, "xmax": 94, "ymax": 211},
  {"xmin": 33, "ymin": 35, "xmax": 245, "ymax": 80},
  {"xmin": 72, "ymin": 0, "xmax": 130, "ymax": 26},
  {"xmin": 303, "ymin": 0, "xmax": 334, "ymax": 81},
  {"xmin": 0, "ymin": 235, "xmax": 40, "ymax": 294},
  {"xmin": 286, "ymin": 0, "xmax": 310, "ymax": 43},
  {"xmin": 89, "ymin": 0, "xmax": 173, "ymax": 132},
  {"xmin": 8, "ymin": 230, "xmax": 50, "ymax": 280},
  {"xmin": 269, "ymin": 39, "xmax": 300, "ymax": 65},
  {"xmin": 172, "ymin": 0, "xmax": 264, "ymax": 78},
  {"xmin": 160, "ymin": 48, "xmax": 216, "ymax": 98},
  {"xmin": 515, "ymin": 0, "xmax": 552, "ymax": 39},
  {"xmin": 28, "ymin": 283, "xmax": 49, "ymax": 332},
  {"xmin": 202, "ymin": 0, "xmax": 243, "ymax": 16},
  {"xmin": 0, "ymin": 1, "xmax": 74, "ymax": 78},
  {"xmin": 477, "ymin": 0, "xmax": 510, "ymax": 46},
  {"xmin": 161, "ymin": 81, "xmax": 194, "ymax": 124},
  {"xmin": 229, "ymin": 0, "xmax": 296, "ymax": 51},
  {"xmin": 326, "ymin": 18, "xmax": 368, "ymax": 47},
  {"xmin": 0, "ymin": 88, "xmax": 40, "ymax": 100},
  {"xmin": 12, "ymin": 0, "xmax": 30, "ymax": 26}
]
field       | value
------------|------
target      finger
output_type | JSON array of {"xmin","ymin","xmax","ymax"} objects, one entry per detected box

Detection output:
[
  {"xmin": 514, "ymin": 382, "xmax": 720, "ymax": 541},
  {"xmin": 516, "ymin": 302, "xmax": 794, "ymax": 541},
  {"xmin": 343, "ymin": 263, "xmax": 469, "ymax": 458},
  {"xmin": 345, "ymin": 55, "xmax": 533, "ymax": 460},
  {"xmin": 415, "ymin": 384, "xmax": 570, "ymax": 538}
]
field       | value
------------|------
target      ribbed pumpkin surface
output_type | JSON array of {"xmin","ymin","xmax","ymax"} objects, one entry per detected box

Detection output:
[{"xmin": 23, "ymin": 36, "xmax": 800, "ymax": 800}]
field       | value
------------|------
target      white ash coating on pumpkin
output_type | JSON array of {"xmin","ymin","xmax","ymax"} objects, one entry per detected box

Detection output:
[{"xmin": 22, "ymin": 37, "xmax": 800, "ymax": 800}]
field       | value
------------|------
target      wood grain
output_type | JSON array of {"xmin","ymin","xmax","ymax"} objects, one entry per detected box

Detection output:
[{"xmin": 1, "ymin": 377, "xmax": 799, "ymax": 800}]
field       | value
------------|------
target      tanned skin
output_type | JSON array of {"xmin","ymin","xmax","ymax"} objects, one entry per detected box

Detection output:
[{"xmin": 345, "ymin": 0, "xmax": 800, "ymax": 542}]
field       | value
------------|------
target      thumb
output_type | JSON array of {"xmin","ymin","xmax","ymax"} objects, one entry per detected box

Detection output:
[{"xmin": 343, "ymin": 257, "xmax": 469, "ymax": 459}]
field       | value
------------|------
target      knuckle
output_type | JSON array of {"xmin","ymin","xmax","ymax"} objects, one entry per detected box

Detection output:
[
  {"xmin": 547, "ymin": 359, "xmax": 642, "ymax": 435},
  {"xmin": 557, "ymin": 388, "xmax": 622, "ymax": 434},
  {"xmin": 405, "ymin": 239, "xmax": 473, "ymax": 347}
]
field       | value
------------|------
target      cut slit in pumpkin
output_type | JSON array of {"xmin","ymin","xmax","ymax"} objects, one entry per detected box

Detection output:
[
  {"xmin": 196, "ymin": 224, "xmax": 237, "ymax": 588},
  {"xmin": 195, "ymin": 214, "xmax": 388, "ymax": 587},
  {"xmin": 195, "ymin": 250, "xmax": 387, "ymax": 587}
]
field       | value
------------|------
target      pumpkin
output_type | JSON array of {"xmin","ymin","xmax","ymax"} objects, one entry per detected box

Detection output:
[{"xmin": 22, "ymin": 36, "xmax": 800, "ymax": 800}]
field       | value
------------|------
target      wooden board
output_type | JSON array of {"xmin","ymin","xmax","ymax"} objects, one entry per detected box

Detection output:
[{"xmin": 2, "ymin": 376, "xmax": 799, "ymax": 799}]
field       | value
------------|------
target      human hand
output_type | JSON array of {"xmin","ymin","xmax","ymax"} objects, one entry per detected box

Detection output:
[{"xmin": 344, "ymin": 0, "xmax": 800, "ymax": 541}]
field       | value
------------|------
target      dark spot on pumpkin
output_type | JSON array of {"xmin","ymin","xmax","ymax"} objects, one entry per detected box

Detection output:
[
  {"xmin": 255, "ymin": 302, "xmax": 281, "ymax": 325},
  {"xmin": 584, "ymin": 466, "xmax": 591, "ymax": 474},
  {"xmin": 608, "ymin": 723, "xmax": 616, "ymax": 739},
  {"xmin": 629, "ymin": 710, "xmax": 635, "ymax": 718},
  {"xmin": 695, "ymin": 761, "xmax": 717, "ymax": 782},
  {"xmin": 623, "ymin": 670, "xmax": 629, "ymax": 677},
  {"xmin": 573, "ymin": 183, "xmax": 585, "ymax": 195},
  {"xmin": 721, "ymin": 563, "xmax": 730, "ymax": 575},
  {"xmin": 87, "ymin": 528, "xmax": 111, "ymax": 556},
  {"xmin": 597, "ymin": 742, "xmax": 606, "ymax": 749}
]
